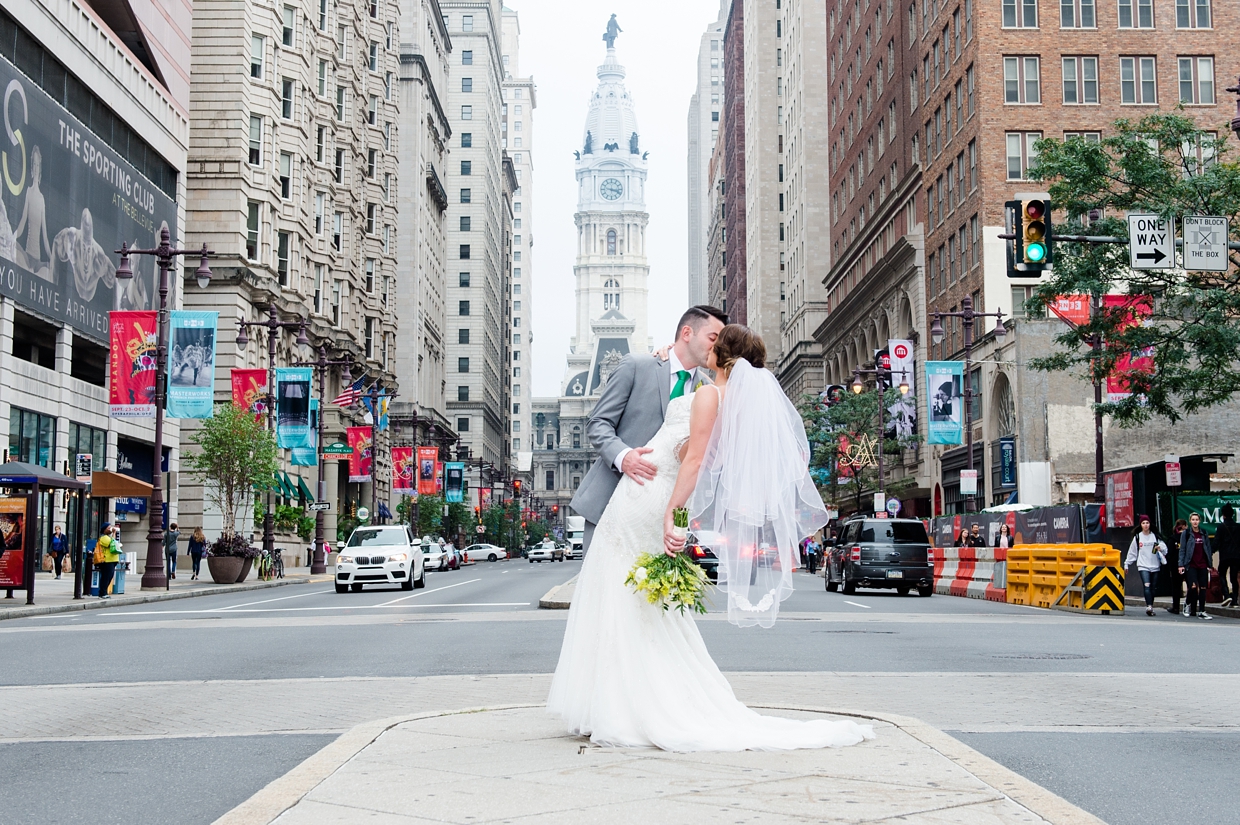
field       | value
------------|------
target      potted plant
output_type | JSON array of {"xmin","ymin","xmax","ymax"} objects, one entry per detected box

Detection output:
[{"xmin": 182, "ymin": 403, "xmax": 279, "ymax": 585}]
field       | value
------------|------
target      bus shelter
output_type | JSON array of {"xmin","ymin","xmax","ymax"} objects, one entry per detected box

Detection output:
[{"xmin": 0, "ymin": 462, "xmax": 88, "ymax": 605}]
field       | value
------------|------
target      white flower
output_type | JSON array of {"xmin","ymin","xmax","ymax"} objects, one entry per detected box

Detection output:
[{"xmin": 634, "ymin": 567, "xmax": 648, "ymax": 583}]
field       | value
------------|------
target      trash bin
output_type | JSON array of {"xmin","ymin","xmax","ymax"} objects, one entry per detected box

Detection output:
[{"xmin": 113, "ymin": 561, "xmax": 127, "ymax": 595}]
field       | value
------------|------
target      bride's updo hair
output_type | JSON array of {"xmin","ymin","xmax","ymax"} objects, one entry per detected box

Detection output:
[{"xmin": 713, "ymin": 324, "xmax": 766, "ymax": 371}]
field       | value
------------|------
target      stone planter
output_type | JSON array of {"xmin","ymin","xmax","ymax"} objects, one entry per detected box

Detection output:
[
  {"xmin": 235, "ymin": 558, "xmax": 253, "ymax": 583},
  {"xmin": 207, "ymin": 556, "xmax": 243, "ymax": 584}
]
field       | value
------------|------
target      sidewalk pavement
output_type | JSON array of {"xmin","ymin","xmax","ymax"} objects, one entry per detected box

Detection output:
[
  {"xmin": 216, "ymin": 703, "xmax": 1099, "ymax": 825},
  {"xmin": 1124, "ymin": 595, "xmax": 1240, "ymax": 619},
  {"xmin": 538, "ymin": 575, "xmax": 577, "ymax": 609},
  {"xmin": 0, "ymin": 565, "xmax": 330, "ymax": 621}
]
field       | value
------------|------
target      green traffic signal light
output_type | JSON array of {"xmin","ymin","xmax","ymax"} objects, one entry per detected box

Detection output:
[{"xmin": 1025, "ymin": 241, "xmax": 1047, "ymax": 263}]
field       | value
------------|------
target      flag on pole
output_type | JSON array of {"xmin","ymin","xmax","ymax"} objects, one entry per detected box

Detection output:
[
  {"xmin": 364, "ymin": 391, "xmax": 390, "ymax": 431},
  {"xmin": 331, "ymin": 376, "xmax": 365, "ymax": 406}
]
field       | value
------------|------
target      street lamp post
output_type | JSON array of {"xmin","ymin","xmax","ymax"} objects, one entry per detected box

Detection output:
[
  {"xmin": 114, "ymin": 229, "xmax": 213, "ymax": 590},
  {"xmin": 850, "ymin": 364, "xmax": 910, "ymax": 508},
  {"xmin": 294, "ymin": 346, "xmax": 354, "ymax": 574},
  {"xmin": 930, "ymin": 295, "xmax": 1008, "ymax": 513},
  {"xmin": 235, "ymin": 307, "xmax": 311, "ymax": 560}
]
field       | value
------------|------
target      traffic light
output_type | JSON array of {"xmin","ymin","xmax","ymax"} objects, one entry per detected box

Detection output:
[
  {"xmin": 1006, "ymin": 197, "xmax": 1053, "ymax": 277},
  {"xmin": 513, "ymin": 479, "xmax": 522, "ymax": 495},
  {"xmin": 474, "ymin": 506, "xmax": 481, "ymax": 520},
  {"xmin": 552, "ymin": 504, "xmax": 559, "ymax": 514}
]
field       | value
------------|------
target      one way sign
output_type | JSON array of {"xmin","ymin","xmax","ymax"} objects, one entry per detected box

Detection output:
[{"xmin": 1128, "ymin": 214, "xmax": 1175, "ymax": 270}]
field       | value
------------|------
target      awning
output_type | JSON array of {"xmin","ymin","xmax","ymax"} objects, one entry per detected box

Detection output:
[
  {"xmin": 296, "ymin": 476, "xmax": 314, "ymax": 501},
  {"xmin": 378, "ymin": 501, "xmax": 393, "ymax": 519},
  {"xmin": 88, "ymin": 470, "xmax": 153, "ymax": 498},
  {"xmin": 0, "ymin": 461, "xmax": 89, "ymax": 490},
  {"xmin": 280, "ymin": 472, "xmax": 298, "ymax": 498}
]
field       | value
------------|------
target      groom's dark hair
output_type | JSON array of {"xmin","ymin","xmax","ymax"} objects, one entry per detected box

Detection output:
[{"xmin": 676, "ymin": 305, "xmax": 729, "ymax": 336}]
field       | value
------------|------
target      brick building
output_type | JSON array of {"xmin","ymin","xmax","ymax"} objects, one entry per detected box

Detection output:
[{"xmin": 722, "ymin": 1, "xmax": 748, "ymax": 324}]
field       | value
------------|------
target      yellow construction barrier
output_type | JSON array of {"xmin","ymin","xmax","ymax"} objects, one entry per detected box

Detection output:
[
  {"xmin": 1006, "ymin": 544, "xmax": 1123, "ymax": 614},
  {"xmin": 1006, "ymin": 548, "xmax": 1031, "ymax": 605}
]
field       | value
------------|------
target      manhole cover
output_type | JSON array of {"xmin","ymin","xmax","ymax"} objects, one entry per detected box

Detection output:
[{"xmin": 990, "ymin": 653, "xmax": 1091, "ymax": 660}]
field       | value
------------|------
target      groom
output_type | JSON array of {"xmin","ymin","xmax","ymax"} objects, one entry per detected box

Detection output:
[{"xmin": 570, "ymin": 305, "xmax": 728, "ymax": 551}]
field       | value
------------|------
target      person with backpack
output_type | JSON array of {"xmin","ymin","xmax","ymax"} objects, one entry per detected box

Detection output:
[
  {"xmin": 94, "ymin": 524, "xmax": 120, "ymax": 599},
  {"xmin": 1214, "ymin": 504, "xmax": 1240, "ymax": 607},
  {"xmin": 1167, "ymin": 518, "xmax": 1188, "ymax": 614},
  {"xmin": 1125, "ymin": 515, "xmax": 1168, "ymax": 616},
  {"xmin": 1179, "ymin": 512, "xmax": 1214, "ymax": 620},
  {"xmin": 164, "ymin": 522, "xmax": 180, "ymax": 580},
  {"xmin": 49, "ymin": 525, "xmax": 67, "ymax": 579}
]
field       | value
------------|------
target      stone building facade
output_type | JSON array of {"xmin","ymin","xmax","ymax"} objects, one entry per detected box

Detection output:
[{"xmin": 686, "ymin": 1, "xmax": 729, "ymax": 308}]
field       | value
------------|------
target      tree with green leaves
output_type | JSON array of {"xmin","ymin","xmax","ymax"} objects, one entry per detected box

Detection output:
[
  {"xmin": 182, "ymin": 404, "xmax": 279, "ymax": 537},
  {"xmin": 1026, "ymin": 112, "xmax": 1240, "ymax": 425},
  {"xmin": 396, "ymin": 494, "xmax": 471, "ymax": 543}
]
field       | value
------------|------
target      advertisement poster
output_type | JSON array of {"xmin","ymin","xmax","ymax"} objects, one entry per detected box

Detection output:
[
  {"xmin": 887, "ymin": 338, "xmax": 917, "ymax": 439},
  {"xmin": 231, "ymin": 368, "xmax": 269, "ymax": 419},
  {"xmin": 0, "ymin": 55, "xmax": 176, "ymax": 344},
  {"xmin": 926, "ymin": 361, "xmax": 964, "ymax": 445},
  {"xmin": 290, "ymin": 400, "xmax": 318, "ymax": 466},
  {"xmin": 999, "ymin": 436, "xmax": 1017, "ymax": 487},
  {"xmin": 347, "ymin": 426, "xmax": 372, "ymax": 483},
  {"xmin": 166, "ymin": 311, "xmax": 217, "ymax": 418},
  {"xmin": 108, "ymin": 311, "xmax": 157, "ymax": 418},
  {"xmin": 0, "ymin": 498, "xmax": 27, "ymax": 588},
  {"xmin": 392, "ymin": 447, "xmax": 416, "ymax": 495},
  {"xmin": 417, "ymin": 447, "xmax": 438, "ymax": 496},
  {"xmin": 1104, "ymin": 471, "xmax": 1135, "ymax": 528},
  {"xmin": 275, "ymin": 368, "xmax": 313, "ymax": 449},
  {"xmin": 444, "ymin": 462, "xmax": 465, "ymax": 503}
]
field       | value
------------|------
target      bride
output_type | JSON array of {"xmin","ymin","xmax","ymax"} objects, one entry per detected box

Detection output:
[{"xmin": 548, "ymin": 324, "xmax": 874, "ymax": 751}]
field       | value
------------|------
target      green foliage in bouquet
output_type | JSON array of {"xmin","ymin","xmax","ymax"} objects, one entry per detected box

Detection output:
[
  {"xmin": 672, "ymin": 508, "xmax": 689, "ymax": 529},
  {"xmin": 625, "ymin": 551, "xmax": 711, "ymax": 615}
]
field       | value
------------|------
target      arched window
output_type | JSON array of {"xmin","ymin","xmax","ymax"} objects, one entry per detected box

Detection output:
[
  {"xmin": 603, "ymin": 278, "xmax": 620, "ymax": 311},
  {"xmin": 606, "ymin": 229, "xmax": 617, "ymax": 255}
]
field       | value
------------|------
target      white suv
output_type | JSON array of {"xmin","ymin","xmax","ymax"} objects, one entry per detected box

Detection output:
[{"xmin": 335, "ymin": 525, "xmax": 425, "ymax": 593}]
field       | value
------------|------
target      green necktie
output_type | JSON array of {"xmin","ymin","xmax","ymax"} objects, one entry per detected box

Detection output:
[{"xmin": 670, "ymin": 370, "xmax": 691, "ymax": 400}]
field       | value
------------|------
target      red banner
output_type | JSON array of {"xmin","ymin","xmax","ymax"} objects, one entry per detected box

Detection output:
[
  {"xmin": 108, "ymin": 311, "xmax": 158, "ymax": 418},
  {"xmin": 392, "ymin": 447, "xmax": 415, "ymax": 495},
  {"xmin": 231, "ymin": 369, "xmax": 268, "ymax": 420},
  {"xmin": 417, "ymin": 447, "xmax": 438, "ymax": 496},
  {"xmin": 1103, "ymin": 295, "xmax": 1154, "ymax": 401},
  {"xmin": 1048, "ymin": 295, "xmax": 1090, "ymax": 327},
  {"xmin": 347, "ymin": 426, "xmax": 372, "ymax": 483}
]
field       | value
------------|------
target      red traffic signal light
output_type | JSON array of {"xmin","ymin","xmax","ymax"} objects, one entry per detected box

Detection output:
[
  {"xmin": 513, "ymin": 479, "xmax": 522, "ymax": 493},
  {"xmin": 552, "ymin": 504, "xmax": 559, "ymax": 514},
  {"xmin": 473, "ymin": 506, "xmax": 480, "ymax": 519}
]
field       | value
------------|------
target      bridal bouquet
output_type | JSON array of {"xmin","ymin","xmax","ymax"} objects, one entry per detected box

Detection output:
[{"xmin": 625, "ymin": 549, "xmax": 712, "ymax": 615}]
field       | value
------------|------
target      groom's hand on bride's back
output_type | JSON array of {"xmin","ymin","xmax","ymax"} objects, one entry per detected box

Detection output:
[{"xmin": 621, "ymin": 447, "xmax": 658, "ymax": 485}]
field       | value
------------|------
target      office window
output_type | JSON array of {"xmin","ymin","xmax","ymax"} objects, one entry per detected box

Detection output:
[
  {"xmin": 1118, "ymin": 0, "xmax": 1154, "ymax": 28},
  {"xmin": 317, "ymin": 60, "xmax": 326, "ymax": 96},
  {"xmin": 383, "ymin": 173, "xmax": 391, "ymax": 202},
  {"xmin": 1006, "ymin": 131, "xmax": 1043, "ymax": 179},
  {"xmin": 458, "ymin": 328, "xmax": 470, "ymax": 344},
  {"xmin": 461, "ymin": 105, "xmax": 472, "ymax": 120},
  {"xmin": 460, "ymin": 244, "xmax": 470, "ymax": 259},
  {"xmin": 458, "ymin": 417, "xmax": 470, "ymax": 432},
  {"xmin": 365, "ymin": 258, "xmax": 375, "ymax": 292},
  {"xmin": 1178, "ymin": 57, "xmax": 1215, "ymax": 104},
  {"xmin": 9, "ymin": 408, "xmax": 55, "ymax": 467},
  {"xmin": 337, "ymin": 24, "xmax": 348, "ymax": 60},
  {"xmin": 245, "ymin": 201, "xmax": 260, "ymax": 260},
  {"xmin": 282, "ymin": 6, "xmax": 296, "ymax": 46},
  {"xmin": 1063, "ymin": 57, "xmax": 1099, "ymax": 103},
  {"xmin": 460, "ymin": 133, "xmax": 472, "ymax": 149},
  {"xmin": 368, "ymin": 41, "xmax": 378, "ymax": 71},
  {"xmin": 281, "ymin": 78, "xmax": 294, "ymax": 119},
  {"xmin": 513, "ymin": 384, "xmax": 521, "ymax": 397},
  {"xmin": 366, "ymin": 148, "xmax": 376, "ymax": 178},
  {"xmin": 462, "ymin": 50, "xmax": 473, "ymax": 65},
  {"xmin": 314, "ymin": 192, "xmax": 325, "ymax": 235},
  {"xmin": 1177, "ymin": 0, "xmax": 1211, "ymax": 27},
  {"xmin": 460, "ymin": 216, "xmax": 471, "ymax": 232},
  {"xmin": 459, "ymin": 189, "xmax": 472, "ymax": 204},
  {"xmin": 458, "ymin": 300, "xmax": 470, "ymax": 316},
  {"xmin": 368, "ymin": 96, "xmax": 377, "ymax": 124},
  {"xmin": 971, "ymin": 214, "xmax": 980, "ymax": 267},
  {"xmin": 251, "ymin": 34, "xmax": 265, "ymax": 78},
  {"xmin": 1120, "ymin": 57, "xmax": 1157, "ymax": 104},
  {"xmin": 458, "ymin": 386, "xmax": 469, "ymax": 402},
  {"xmin": 365, "ymin": 203, "xmax": 376, "ymax": 234},
  {"xmin": 460, "ymin": 160, "xmax": 471, "ymax": 176},
  {"xmin": 332, "ymin": 212, "xmax": 342, "ymax": 251},
  {"xmin": 318, "ymin": 0, "xmax": 327, "ymax": 30},
  {"xmin": 968, "ymin": 139, "xmax": 977, "ymax": 189},
  {"xmin": 277, "ymin": 232, "xmax": 290, "ymax": 284},
  {"xmin": 1004, "ymin": 57, "xmax": 1041, "ymax": 103},
  {"xmin": 1002, "ymin": 0, "xmax": 1038, "ymax": 27},
  {"xmin": 514, "ymin": 201, "xmax": 521, "ymax": 212},
  {"xmin": 459, "ymin": 272, "xmax": 470, "ymax": 287},
  {"xmin": 462, "ymin": 77, "xmax": 473, "ymax": 93},
  {"xmin": 384, "ymin": 72, "xmax": 393, "ymax": 100},
  {"xmin": 334, "ymin": 148, "xmax": 344, "ymax": 183},
  {"xmin": 279, "ymin": 152, "xmax": 292, "ymax": 198},
  {"xmin": 1061, "ymin": 0, "xmax": 1096, "ymax": 26},
  {"xmin": 458, "ymin": 357, "xmax": 469, "ymax": 373},
  {"xmin": 248, "ymin": 115, "xmax": 262, "ymax": 165},
  {"xmin": 336, "ymin": 86, "xmax": 345, "ymax": 121},
  {"xmin": 462, "ymin": 14, "xmax": 473, "ymax": 31},
  {"xmin": 383, "ymin": 122, "xmax": 391, "ymax": 150},
  {"xmin": 1181, "ymin": 133, "xmax": 1217, "ymax": 176}
]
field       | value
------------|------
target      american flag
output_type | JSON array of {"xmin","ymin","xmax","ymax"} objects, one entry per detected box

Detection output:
[{"xmin": 330, "ymin": 377, "xmax": 365, "ymax": 407}]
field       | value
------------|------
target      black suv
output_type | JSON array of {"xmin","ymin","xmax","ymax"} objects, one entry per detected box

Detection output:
[
  {"xmin": 825, "ymin": 517, "xmax": 933, "ymax": 597},
  {"xmin": 686, "ymin": 536, "xmax": 719, "ymax": 581}
]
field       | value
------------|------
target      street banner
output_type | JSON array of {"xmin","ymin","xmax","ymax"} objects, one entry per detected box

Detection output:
[
  {"xmin": 445, "ymin": 462, "xmax": 465, "ymax": 503},
  {"xmin": 1159, "ymin": 493, "xmax": 1240, "ymax": 536},
  {"xmin": 1048, "ymin": 295, "xmax": 1090, "ymax": 327},
  {"xmin": 926, "ymin": 361, "xmax": 963, "ymax": 445},
  {"xmin": 1104, "ymin": 470, "xmax": 1135, "ymax": 528},
  {"xmin": 348, "ymin": 426, "xmax": 372, "ymax": 483},
  {"xmin": 166, "ymin": 311, "xmax": 217, "ymax": 418},
  {"xmin": 887, "ymin": 338, "xmax": 917, "ymax": 439},
  {"xmin": 231, "ymin": 368, "xmax": 268, "ymax": 419},
  {"xmin": 364, "ymin": 392, "xmax": 390, "ymax": 431},
  {"xmin": 999, "ymin": 436, "xmax": 1017, "ymax": 487},
  {"xmin": 417, "ymin": 447, "xmax": 438, "ymax": 496},
  {"xmin": 275, "ymin": 368, "xmax": 313, "ymax": 449},
  {"xmin": 0, "ymin": 497, "xmax": 28, "ymax": 588},
  {"xmin": 291, "ymin": 399, "xmax": 318, "ymax": 466},
  {"xmin": 392, "ymin": 447, "xmax": 416, "ymax": 495},
  {"xmin": 436, "ymin": 461, "xmax": 444, "ymax": 494},
  {"xmin": 108, "ymin": 311, "xmax": 157, "ymax": 418},
  {"xmin": 0, "ymin": 55, "xmax": 176, "ymax": 344},
  {"xmin": 1103, "ymin": 295, "xmax": 1153, "ymax": 402}
]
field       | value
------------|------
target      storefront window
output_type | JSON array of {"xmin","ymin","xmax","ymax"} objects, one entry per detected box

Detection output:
[{"xmin": 9, "ymin": 408, "xmax": 55, "ymax": 468}]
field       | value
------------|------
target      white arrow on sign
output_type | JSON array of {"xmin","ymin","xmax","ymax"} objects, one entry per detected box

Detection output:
[
  {"xmin": 1183, "ymin": 215, "xmax": 1229, "ymax": 272},
  {"xmin": 308, "ymin": 501, "xmax": 331, "ymax": 512},
  {"xmin": 1127, "ymin": 214, "xmax": 1175, "ymax": 270}
]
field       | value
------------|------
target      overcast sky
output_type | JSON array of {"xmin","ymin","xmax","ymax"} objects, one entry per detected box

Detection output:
[{"xmin": 508, "ymin": 0, "xmax": 723, "ymax": 397}]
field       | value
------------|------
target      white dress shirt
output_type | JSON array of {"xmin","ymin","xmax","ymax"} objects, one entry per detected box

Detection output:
[{"xmin": 613, "ymin": 350, "xmax": 697, "ymax": 473}]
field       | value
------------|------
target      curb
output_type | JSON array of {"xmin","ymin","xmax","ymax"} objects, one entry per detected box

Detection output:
[
  {"xmin": 213, "ymin": 703, "xmax": 1105, "ymax": 825},
  {"xmin": 538, "ymin": 575, "xmax": 577, "ymax": 609},
  {"xmin": 0, "ymin": 575, "xmax": 321, "ymax": 621},
  {"xmin": 1123, "ymin": 595, "xmax": 1240, "ymax": 619}
]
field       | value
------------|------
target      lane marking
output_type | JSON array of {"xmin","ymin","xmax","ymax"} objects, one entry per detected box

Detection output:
[
  {"xmin": 97, "ymin": 601, "xmax": 531, "ymax": 616},
  {"xmin": 375, "ymin": 578, "xmax": 480, "ymax": 606},
  {"xmin": 215, "ymin": 589, "xmax": 335, "ymax": 610},
  {"xmin": 844, "ymin": 601, "xmax": 872, "ymax": 609}
]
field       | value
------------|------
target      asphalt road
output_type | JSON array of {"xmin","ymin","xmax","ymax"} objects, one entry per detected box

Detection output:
[{"xmin": 4, "ymin": 559, "xmax": 1238, "ymax": 825}]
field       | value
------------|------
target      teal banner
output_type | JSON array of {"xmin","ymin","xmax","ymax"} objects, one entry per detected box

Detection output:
[
  {"xmin": 276, "ymin": 367, "xmax": 313, "ymax": 449},
  {"xmin": 926, "ymin": 361, "xmax": 963, "ymax": 445},
  {"xmin": 166, "ymin": 311, "xmax": 217, "ymax": 418},
  {"xmin": 444, "ymin": 462, "xmax": 465, "ymax": 503},
  {"xmin": 291, "ymin": 399, "xmax": 318, "ymax": 465}
]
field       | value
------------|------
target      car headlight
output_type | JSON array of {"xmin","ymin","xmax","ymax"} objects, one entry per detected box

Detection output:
[
  {"xmin": 337, "ymin": 556, "xmax": 354, "ymax": 565},
  {"xmin": 387, "ymin": 553, "xmax": 408, "ymax": 562}
]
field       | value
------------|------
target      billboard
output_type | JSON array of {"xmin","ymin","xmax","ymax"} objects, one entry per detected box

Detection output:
[
  {"xmin": 926, "ymin": 361, "xmax": 963, "ymax": 445},
  {"xmin": 0, "ymin": 57, "xmax": 176, "ymax": 342},
  {"xmin": 167, "ymin": 311, "xmax": 217, "ymax": 418}
]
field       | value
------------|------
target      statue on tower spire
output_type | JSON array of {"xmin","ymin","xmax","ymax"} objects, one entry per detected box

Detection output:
[{"xmin": 602, "ymin": 14, "xmax": 622, "ymax": 49}]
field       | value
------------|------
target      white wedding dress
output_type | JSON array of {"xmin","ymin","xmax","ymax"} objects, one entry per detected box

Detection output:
[{"xmin": 547, "ymin": 390, "xmax": 874, "ymax": 752}]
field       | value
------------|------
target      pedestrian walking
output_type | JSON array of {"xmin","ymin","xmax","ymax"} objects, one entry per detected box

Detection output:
[
  {"xmin": 94, "ymin": 524, "xmax": 119, "ymax": 599},
  {"xmin": 1179, "ymin": 513, "xmax": 1214, "ymax": 620},
  {"xmin": 994, "ymin": 524, "xmax": 1013, "ymax": 550},
  {"xmin": 805, "ymin": 538, "xmax": 819, "ymax": 575},
  {"xmin": 187, "ymin": 527, "xmax": 207, "ymax": 580},
  {"xmin": 1125, "ymin": 515, "xmax": 1168, "ymax": 616},
  {"xmin": 1167, "ymin": 518, "xmax": 1188, "ymax": 614},
  {"xmin": 164, "ymin": 522, "xmax": 180, "ymax": 580},
  {"xmin": 49, "ymin": 525, "xmax": 68, "ymax": 579},
  {"xmin": 1214, "ymin": 504, "xmax": 1240, "ymax": 606}
]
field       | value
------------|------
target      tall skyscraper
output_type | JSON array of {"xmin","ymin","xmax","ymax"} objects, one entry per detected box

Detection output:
[{"xmin": 686, "ymin": 1, "xmax": 730, "ymax": 307}]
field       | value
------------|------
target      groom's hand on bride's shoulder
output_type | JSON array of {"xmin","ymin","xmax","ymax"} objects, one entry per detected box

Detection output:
[
  {"xmin": 652, "ymin": 344, "xmax": 673, "ymax": 361},
  {"xmin": 621, "ymin": 447, "xmax": 657, "ymax": 485}
]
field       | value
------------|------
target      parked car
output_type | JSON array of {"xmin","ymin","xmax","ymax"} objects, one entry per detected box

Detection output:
[
  {"xmin": 825, "ymin": 517, "xmax": 933, "ymax": 597},
  {"xmin": 686, "ymin": 537, "xmax": 719, "ymax": 581},
  {"xmin": 335, "ymin": 525, "xmax": 425, "ymax": 593},
  {"xmin": 527, "ymin": 540, "xmax": 565, "ymax": 563},
  {"xmin": 465, "ymin": 543, "xmax": 508, "ymax": 562},
  {"xmin": 422, "ymin": 543, "xmax": 447, "ymax": 570}
]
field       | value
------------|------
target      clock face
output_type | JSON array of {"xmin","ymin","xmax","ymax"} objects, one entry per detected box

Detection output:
[{"xmin": 600, "ymin": 178, "xmax": 623, "ymax": 200}]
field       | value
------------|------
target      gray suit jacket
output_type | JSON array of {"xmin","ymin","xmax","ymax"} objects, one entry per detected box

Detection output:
[{"xmin": 570, "ymin": 354, "xmax": 705, "ymax": 524}]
